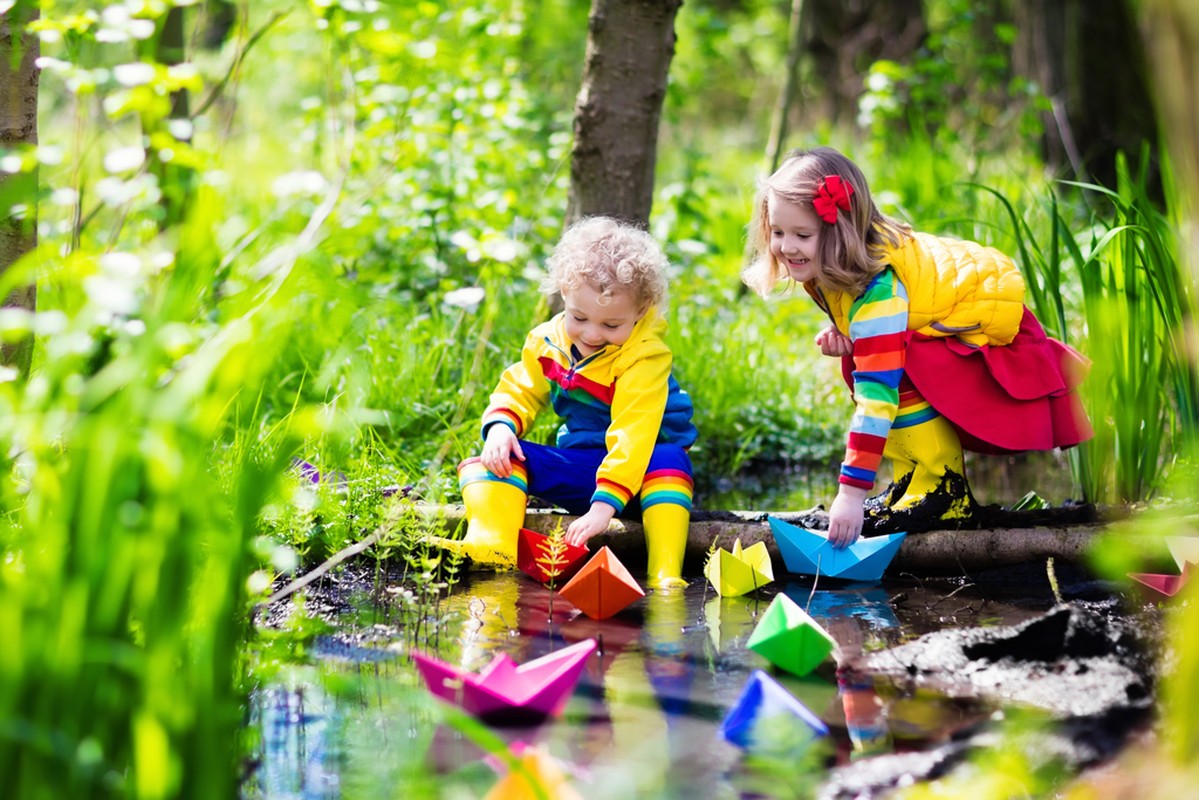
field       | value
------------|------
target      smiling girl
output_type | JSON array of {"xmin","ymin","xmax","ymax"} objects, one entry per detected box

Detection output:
[{"xmin": 743, "ymin": 147, "xmax": 1091, "ymax": 548}]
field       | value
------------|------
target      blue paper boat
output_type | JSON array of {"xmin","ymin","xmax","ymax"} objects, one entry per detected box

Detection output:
[
  {"xmin": 720, "ymin": 669, "xmax": 829, "ymax": 748},
  {"xmin": 769, "ymin": 517, "xmax": 906, "ymax": 582}
]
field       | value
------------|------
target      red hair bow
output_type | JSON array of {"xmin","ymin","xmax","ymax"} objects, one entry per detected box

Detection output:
[{"xmin": 813, "ymin": 175, "xmax": 854, "ymax": 224}]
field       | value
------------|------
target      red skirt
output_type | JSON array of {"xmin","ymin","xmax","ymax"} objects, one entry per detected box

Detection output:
[{"xmin": 843, "ymin": 308, "xmax": 1093, "ymax": 455}]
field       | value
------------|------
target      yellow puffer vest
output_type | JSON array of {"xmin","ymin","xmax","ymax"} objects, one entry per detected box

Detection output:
[{"xmin": 823, "ymin": 231, "xmax": 1026, "ymax": 347}]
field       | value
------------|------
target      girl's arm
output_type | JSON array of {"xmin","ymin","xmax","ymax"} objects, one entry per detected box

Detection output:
[{"xmin": 829, "ymin": 271, "xmax": 909, "ymax": 545}]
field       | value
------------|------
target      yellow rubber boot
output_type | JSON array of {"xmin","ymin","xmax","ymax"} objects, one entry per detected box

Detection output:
[
  {"xmin": 887, "ymin": 415, "xmax": 971, "ymax": 520},
  {"xmin": 642, "ymin": 503, "xmax": 690, "ymax": 590},
  {"xmin": 448, "ymin": 458, "xmax": 527, "ymax": 567},
  {"xmin": 872, "ymin": 436, "xmax": 916, "ymax": 510}
]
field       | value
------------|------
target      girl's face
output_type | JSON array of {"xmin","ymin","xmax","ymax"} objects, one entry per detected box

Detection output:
[
  {"xmin": 561, "ymin": 282, "xmax": 646, "ymax": 357},
  {"xmin": 767, "ymin": 190, "xmax": 823, "ymax": 283}
]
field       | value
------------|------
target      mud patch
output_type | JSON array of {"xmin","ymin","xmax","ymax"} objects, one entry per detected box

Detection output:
[{"xmin": 819, "ymin": 604, "xmax": 1155, "ymax": 799}]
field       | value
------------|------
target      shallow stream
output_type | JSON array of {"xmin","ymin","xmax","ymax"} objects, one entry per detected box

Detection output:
[{"xmin": 246, "ymin": 556, "xmax": 1158, "ymax": 799}]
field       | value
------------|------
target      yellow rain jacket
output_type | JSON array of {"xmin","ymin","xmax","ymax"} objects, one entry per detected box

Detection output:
[
  {"xmin": 819, "ymin": 231, "xmax": 1026, "ymax": 347},
  {"xmin": 481, "ymin": 306, "xmax": 696, "ymax": 512}
]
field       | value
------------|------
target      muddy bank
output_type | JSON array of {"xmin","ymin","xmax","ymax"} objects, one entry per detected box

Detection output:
[
  {"xmin": 419, "ymin": 500, "xmax": 1140, "ymax": 574},
  {"xmin": 820, "ymin": 603, "xmax": 1158, "ymax": 799}
]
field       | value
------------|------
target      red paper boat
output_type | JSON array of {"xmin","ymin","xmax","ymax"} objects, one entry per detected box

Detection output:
[
  {"xmin": 516, "ymin": 528, "xmax": 589, "ymax": 585},
  {"xmin": 412, "ymin": 639, "xmax": 598, "ymax": 725},
  {"xmin": 558, "ymin": 546, "xmax": 645, "ymax": 620},
  {"xmin": 1128, "ymin": 568, "xmax": 1190, "ymax": 598}
]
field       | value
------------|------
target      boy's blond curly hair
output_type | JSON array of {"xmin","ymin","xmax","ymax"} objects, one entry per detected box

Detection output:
[{"xmin": 541, "ymin": 216, "xmax": 669, "ymax": 309}]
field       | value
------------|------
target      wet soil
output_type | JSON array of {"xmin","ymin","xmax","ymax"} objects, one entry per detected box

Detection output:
[
  {"xmin": 691, "ymin": 470, "xmax": 1125, "ymax": 536},
  {"xmin": 821, "ymin": 601, "xmax": 1158, "ymax": 799}
]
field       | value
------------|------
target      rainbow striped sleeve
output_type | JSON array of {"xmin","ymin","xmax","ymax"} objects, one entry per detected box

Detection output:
[
  {"xmin": 592, "ymin": 478, "xmax": 634, "ymax": 514},
  {"xmin": 841, "ymin": 270, "xmax": 909, "ymax": 490}
]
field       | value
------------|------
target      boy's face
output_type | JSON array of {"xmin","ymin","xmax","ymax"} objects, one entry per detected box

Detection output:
[{"xmin": 561, "ymin": 282, "xmax": 646, "ymax": 357}]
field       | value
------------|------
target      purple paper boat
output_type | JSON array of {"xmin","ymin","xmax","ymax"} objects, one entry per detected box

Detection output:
[
  {"xmin": 412, "ymin": 639, "xmax": 597, "ymax": 725},
  {"xmin": 769, "ymin": 517, "xmax": 906, "ymax": 582}
]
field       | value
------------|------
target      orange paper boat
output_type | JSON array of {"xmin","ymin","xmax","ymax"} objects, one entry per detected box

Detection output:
[
  {"xmin": 516, "ymin": 528, "xmax": 589, "ymax": 585},
  {"xmin": 558, "ymin": 546, "xmax": 645, "ymax": 619}
]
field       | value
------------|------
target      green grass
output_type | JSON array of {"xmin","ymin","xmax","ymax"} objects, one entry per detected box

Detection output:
[{"xmin": 3, "ymin": 2, "xmax": 1198, "ymax": 798}]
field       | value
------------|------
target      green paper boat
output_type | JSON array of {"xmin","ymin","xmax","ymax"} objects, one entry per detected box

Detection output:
[
  {"xmin": 704, "ymin": 538, "xmax": 774, "ymax": 597},
  {"xmin": 747, "ymin": 592, "xmax": 836, "ymax": 676},
  {"xmin": 769, "ymin": 517, "xmax": 906, "ymax": 582}
]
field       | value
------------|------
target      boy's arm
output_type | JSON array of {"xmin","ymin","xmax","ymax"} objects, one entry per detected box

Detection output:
[
  {"xmin": 480, "ymin": 330, "xmax": 550, "ymax": 441},
  {"xmin": 591, "ymin": 347, "xmax": 672, "ymax": 514}
]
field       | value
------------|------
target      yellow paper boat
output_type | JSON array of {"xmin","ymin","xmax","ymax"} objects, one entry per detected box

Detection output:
[{"xmin": 705, "ymin": 538, "xmax": 774, "ymax": 597}]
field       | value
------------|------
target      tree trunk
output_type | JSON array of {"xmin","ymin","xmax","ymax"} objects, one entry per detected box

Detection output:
[
  {"xmin": 152, "ymin": 6, "xmax": 193, "ymax": 229},
  {"xmin": 0, "ymin": 7, "xmax": 39, "ymax": 378},
  {"xmin": 1013, "ymin": 0, "xmax": 1160, "ymax": 191},
  {"xmin": 805, "ymin": 0, "xmax": 925, "ymax": 125},
  {"xmin": 565, "ymin": 0, "xmax": 682, "ymax": 229},
  {"xmin": 764, "ymin": 0, "xmax": 806, "ymax": 175}
]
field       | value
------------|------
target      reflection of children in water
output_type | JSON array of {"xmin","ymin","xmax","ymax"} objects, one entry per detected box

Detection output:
[{"xmin": 826, "ymin": 615, "xmax": 893, "ymax": 759}]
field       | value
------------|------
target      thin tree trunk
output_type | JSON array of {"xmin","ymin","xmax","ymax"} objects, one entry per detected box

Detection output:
[
  {"xmin": 764, "ymin": 0, "xmax": 806, "ymax": 175},
  {"xmin": 153, "ymin": 6, "xmax": 193, "ymax": 229},
  {"xmin": 565, "ymin": 0, "xmax": 682, "ymax": 229},
  {"xmin": 0, "ymin": 8, "xmax": 39, "ymax": 377}
]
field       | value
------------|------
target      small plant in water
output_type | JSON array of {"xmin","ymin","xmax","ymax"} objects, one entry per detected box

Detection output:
[{"xmin": 536, "ymin": 519, "xmax": 571, "ymax": 624}]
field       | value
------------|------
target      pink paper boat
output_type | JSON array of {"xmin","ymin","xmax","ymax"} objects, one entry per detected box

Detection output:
[
  {"xmin": 412, "ymin": 638, "xmax": 598, "ymax": 725},
  {"xmin": 1128, "ymin": 568, "xmax": 1190, "ymax": 598}
]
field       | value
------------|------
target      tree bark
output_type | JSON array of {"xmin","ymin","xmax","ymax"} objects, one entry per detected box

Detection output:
[
  {"xmin": 805, "ymin": 0, "xmax": 925, "ymax": 125},
  {"xmin": 152, "ymin": 5, "xmax": 193, "ymax": 229},
  {"xmin": 1013, "ymin": 0, "xmax": 1160, "ymax": 190},
  {"xmin": 0, "ymin": 7, "xmax": 39, "ymax": 378},
  {"xmin": 764, "ymin": 0, "xmax": 806, "ymax": 175},
  {"xmin": 565, "ymin": 0, "xmax": 682, "ymax": 229}
]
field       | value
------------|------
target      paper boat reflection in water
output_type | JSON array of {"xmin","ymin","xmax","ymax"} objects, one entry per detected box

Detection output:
[
  {"xmin": 412, "ymin": 638, "xmax": 598, "ymax": 725},
  {"xmin": 769, "ymin": 517, "xmax": 906, "ymax": 582},
  {"xmin": 558, "ymin": 546, "xmax": 645, "ymax": 619},
  {"xmin": 721, "ymin": 669, "xmax": 829, "ymax": 749},
  {"xmin": 516, "ymin": 528, "xmax": 589, "ymax": 585},
  {"xmin": 704, "ymin": 538, "xmax": 774, "ymax": 597}
]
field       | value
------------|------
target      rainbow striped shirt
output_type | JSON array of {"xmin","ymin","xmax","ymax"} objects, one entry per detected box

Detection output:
[{"xmin": 838, "ymin": 269, "xmax": 910, "ymax": 490}]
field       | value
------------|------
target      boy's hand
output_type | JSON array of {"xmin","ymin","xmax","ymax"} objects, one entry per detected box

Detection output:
[
  {"xmin": 480, "ymin": 425, "xmax": 525, "ymax": 478},
  {"xmin": 565, "ymin": 502, "xmax": 616, "ymax": 547},
  {"xmin": 816, "ymin": 325, "xmax": 853, "ymax": 357},
  {"xmin": 828, "ymin": 485, "xmax": 867, "ymax": 548}
]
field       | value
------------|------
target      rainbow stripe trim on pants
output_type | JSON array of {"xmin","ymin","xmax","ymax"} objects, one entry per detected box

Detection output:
[
  {"xmin": 640, "ymin": 468, "xmax": 694, "ymax": 511},
  {"xmin": 892, "ymin": 386, "xmax": 940, "ymax": 429},
  {"xmin": 457, "ymin": 457, "xmax": 529, "ymax": 493}
]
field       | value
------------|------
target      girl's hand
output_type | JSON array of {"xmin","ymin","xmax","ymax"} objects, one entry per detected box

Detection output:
[
  {"xmin": 565, "ymin": 502, "xmax": 616, "ymax": 547},
  {"xmin": 828, "ymin": 485, "xmax": 868, "ymax": 548},
  {"xmin": 816, "ymin": 325, "xmax": 853, "ymax": 358},
  {"xmin": 480, "ymin": 425, "xmax": 525, "ymax": 477}
]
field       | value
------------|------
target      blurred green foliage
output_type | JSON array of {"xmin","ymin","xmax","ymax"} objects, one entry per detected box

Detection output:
[{"xmin": 0, "ymin": 0, "xmax": 1195, "ymax": 798}]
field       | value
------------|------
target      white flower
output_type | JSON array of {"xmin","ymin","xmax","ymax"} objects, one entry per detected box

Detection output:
[
  {"xmin": 103, "ymin": 146, "xmax": 146, "ymax": 174},
  {"xmin": 113, "ymin": 62, "xmax": 155, "ymax": 87},
  {"xmin": 444, "ymin": 287, "xmax": 485, "ymax": 311}
]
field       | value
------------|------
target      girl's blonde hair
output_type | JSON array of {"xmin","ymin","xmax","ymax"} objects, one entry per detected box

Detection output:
[
  {"xmin": 541, "ymin": 216, "xmax": 668, "ymax": 309},
  {"xmin": 741, "ymin": 146, "xmax": 910, "ymax": 297}
]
